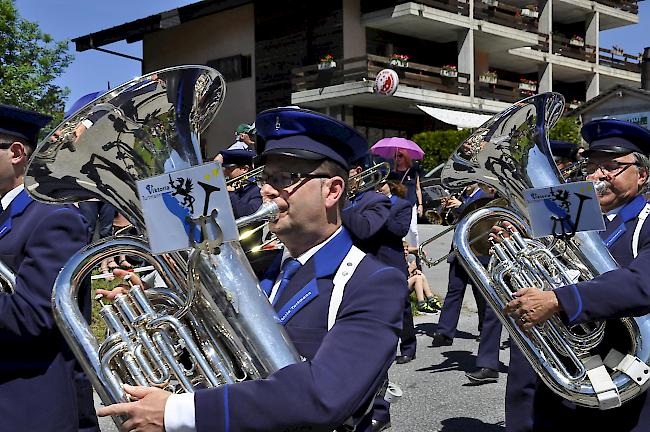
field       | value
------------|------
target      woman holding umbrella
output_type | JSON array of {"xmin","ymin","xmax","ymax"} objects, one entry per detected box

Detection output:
[{"xmin": 371, "ymin": 138, "xmax": 425, "ymax": 248}]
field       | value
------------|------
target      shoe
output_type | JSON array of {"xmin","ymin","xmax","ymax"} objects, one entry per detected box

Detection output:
[
  {"xmin": 430, "ymin": 332, "xmax": 453, "ymax": 347},
  {"xmin": 395, "ymin": 354, "xmax": 415, "ymax": 364},
  {"xmin": 427, "ymin": 297, "xmax": 442, "ymax": 310},
  {"xmin": 465, "ymin": 368, "xmax": 499, "ymax": 384},
  {"xmin": 417, "ymin": 302, "xmax": 437, "ymax": 314},
  {"xmin": 371, "ymin": 419, "xmax": 391, "ymax": 432}
]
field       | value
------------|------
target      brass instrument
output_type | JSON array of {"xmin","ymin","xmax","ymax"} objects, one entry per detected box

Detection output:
[
  {"xmin": 226, "ymin": 165, "xmax": 264, "ymax": 190},
  {"xmin": 441, "ymin": 92, "xmax": 650, "ymax": 409},
  {"xmin": 0, "ymin": 260, "xmax": 15, "ymax": 293},
  {"xmin": 24, "ymin": 66, "xmax": 300, "ymax": 430},
  {"xmin": 348, "ymin": 162, "xmax": 391, "ymax": 199}
]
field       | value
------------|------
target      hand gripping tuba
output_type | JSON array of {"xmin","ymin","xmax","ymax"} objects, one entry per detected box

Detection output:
[
  {"xmin": 24, "ymin": 66, "xmax": 300, "ymax": 429},
  {"xmin": 442, "ymin": 92, "xmax": 650, "ymax": 409}
]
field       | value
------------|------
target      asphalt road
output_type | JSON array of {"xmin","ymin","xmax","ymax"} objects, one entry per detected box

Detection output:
[{"xmin": 97, "ymin": 224, "xmax": 511, "ymax": 431}]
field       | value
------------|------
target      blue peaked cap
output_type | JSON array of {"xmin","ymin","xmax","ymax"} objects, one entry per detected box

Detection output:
[
  {"xmin": 0, "ymin": 104, "xmax": 51, "ymax": 146},
  {"xmin": 582, "ymin": 119, "xmax": 650, "ymax": 156},
  {"xmin": 255, "ymin": 107, "xmax": 368, "ymax": 169},
  {"xmin": 550, "ymin": 140, "xmax": 578, "ymax": 160},
  {"xmin": 220, "ymin": 148, "xmax": 256, "ymax": 166}
]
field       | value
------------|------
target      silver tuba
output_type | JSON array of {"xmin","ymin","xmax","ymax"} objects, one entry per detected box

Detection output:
[
  {"xmin": 0, "ymin": 260, "xmax": 15, "ymax": 293},
  {"xmin": 24, "ymin": 66, "xmax": 300, "ymax": 429},
  {"xmin": 442, "ymin": 92, "xmax": 650, "ymax": 409}
]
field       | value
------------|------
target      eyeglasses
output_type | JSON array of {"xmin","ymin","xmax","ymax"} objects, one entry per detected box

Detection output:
[
  {"xmin": 582, "ymin": 160, "xmax": 639, "ymax": 176},
  {"xmin": 256, "ymin": 171, "xmax": 331, "ymax": 189}
]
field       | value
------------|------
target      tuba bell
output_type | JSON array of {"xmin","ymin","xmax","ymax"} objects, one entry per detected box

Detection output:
[
  {"xmin": 24, "ymin": 65, "xmax": 300, "ymax": 429},
  {"xmin": 442, "ymin": 92, "xmax": 650, "ymax": 409}
]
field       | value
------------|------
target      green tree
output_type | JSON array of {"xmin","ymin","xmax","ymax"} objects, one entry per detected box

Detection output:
[
  {"xmin": 549, "ymin": 116, "xmax": 581, "ymax": 145},
  {"xmin": 0, "ymin": 0, "xmax": 73, "ymax": 128},
  {"xmin": 411, "ymin": 129, "xmax": 473, "ymax": 172}
]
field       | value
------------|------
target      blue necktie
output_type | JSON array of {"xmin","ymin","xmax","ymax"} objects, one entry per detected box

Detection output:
[{"xmin": 272, "ymin": 258, "xmax": 302, "ymax": 306}]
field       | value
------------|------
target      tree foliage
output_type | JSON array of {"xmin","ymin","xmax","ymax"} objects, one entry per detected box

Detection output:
[
  {"xmin": 0, "ymin": 0, "xmax": 73, "ymax": 128},
  {"xmin": 411, "ymin": 129, "xmax": 473, "ymax": 172},
  {"xmin": 549, "ymin": 116, "xmax": 581, "ymax": 145}
]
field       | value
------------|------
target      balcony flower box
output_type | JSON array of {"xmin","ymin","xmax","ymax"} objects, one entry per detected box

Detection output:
[
  {"xmin": 521, "ymin": 8, "xmax": 539, "ymax": 18},
  {"xmin": 479, "ymin": 72, "xmax": 498, "ymax": 84},
  {"xmin": 440, "ymin": 65, "xmax": 458, "ymax": 78},
  {"xmin": 519, "ymin": 79, "xmax": 538, "ymax": 92},
  {"xmin": 569, "ymin": 36, "xmax": 585, "ymax": 47},
  {"xmin": 483, "ymin": 0, "xmax": 499, "ymax": 6},
  {"xmin": 389, "ymin": 54, "xmax": 409, "ymax": 68},
  {"xmin": 318, "ymin": 54, "xmax": 337, "ymax": 70}
]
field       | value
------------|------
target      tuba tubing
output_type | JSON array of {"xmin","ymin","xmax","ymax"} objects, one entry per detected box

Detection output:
[
  {"xmin": 54, "ymin": 236, "xmax": 300, "ymax": 428},
  {"xmin": 442, "ymin": 92, "xmax": 650, "ymax": 409}
]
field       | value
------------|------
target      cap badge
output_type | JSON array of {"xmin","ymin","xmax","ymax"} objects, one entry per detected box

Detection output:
[{"xmin": 275, "ymin": 116, "xmax": 281, "ymax": 131}]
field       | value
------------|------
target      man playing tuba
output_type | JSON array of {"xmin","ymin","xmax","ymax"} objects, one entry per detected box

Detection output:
[
  {"xmin": 98, "ymin": 107, "xmax": 407, "ymax": 432},
  {"xmin": 500, "ymin": 119, "xmax": 650, "ymax": 432}
]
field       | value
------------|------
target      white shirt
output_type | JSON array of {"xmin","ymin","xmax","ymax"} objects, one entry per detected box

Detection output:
[
  {"xmin": 1, "ymin": 184, "xmax": 24, "ymax": 210},
  {"xmin": 605, "ymin": 204, "xmax": 624, "ymax": 222},
  {"xmin": 164, "ymin": 226, "xmax": 344, "ymax": 432}
]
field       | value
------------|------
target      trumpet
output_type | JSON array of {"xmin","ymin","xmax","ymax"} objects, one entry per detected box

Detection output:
[
  {"xmin": 226, "ymin": 165, "xmax": 264, "ymax": 190},
  {"xmin": 348, "ymin": 162, "xmax": 391, "ymax": 199}
]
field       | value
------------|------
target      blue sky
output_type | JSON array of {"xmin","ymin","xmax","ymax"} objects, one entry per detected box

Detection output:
[{"xmin": 14, "ymin": 0, "xmax": 650, "ymax": 111}]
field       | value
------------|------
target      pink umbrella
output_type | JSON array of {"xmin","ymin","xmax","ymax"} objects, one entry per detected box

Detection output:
[{"xmin": 370, "ymin": 137, "xmax": 425, "ymax": 160}]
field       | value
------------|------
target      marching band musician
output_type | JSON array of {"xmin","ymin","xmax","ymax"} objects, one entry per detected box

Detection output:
[
  {"xmin": 0, "ymin": 105, "xmax": 94, "ymax": 431},
  {"xmin": 429, "ymin": 184, "xmax": 503, "ymax": 385},
  {"xmin": 98, "ymin": 107, "xmax": 406, "ymax": 432},
  {"xmin": 501, "ymin": 119, "xmax": 650, "ymax": 431},
  {"xmin": 221, "ymin": 148, "xmax": 262, "ymax": 219},
  {"xmin": 221, "ymin": 148, "xmax": 263, "ymax": 248},
  {"xmin": 342, "ymin": 163, "xmax": 413, "ymax": 431}
]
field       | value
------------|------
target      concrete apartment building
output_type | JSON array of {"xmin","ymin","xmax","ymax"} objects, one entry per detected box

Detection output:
[{"xmin": 73, "ymin": 0, "xmax": 642, "ymax": 156}]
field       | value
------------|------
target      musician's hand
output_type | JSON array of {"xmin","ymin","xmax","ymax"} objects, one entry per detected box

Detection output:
[
  {"xmin": 443, "ymin": 197, "xmax": 462, "ymax": 209},
  {"xmin": 417, "ymin": 204, "xmax": 424, "ymax": 217},
  {"xmin": 97, "ymin": 385, "xmax": 170, "ymax": 432},
  {"xmin": 95, "ymin": 269, "xmax": 145, "ymax": 300},
  {"xmin": 504, "ymin": 288, "xmax": 560, "ymax": 331},
  {"xmin": 488, "ymin": 220, "xmax": 516, "ymax": 244}
]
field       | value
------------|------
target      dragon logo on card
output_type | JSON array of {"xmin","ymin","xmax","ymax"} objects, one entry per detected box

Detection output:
[{"xmin": 168, "ymin": 175, "xmax": 196, "ymax": 214}]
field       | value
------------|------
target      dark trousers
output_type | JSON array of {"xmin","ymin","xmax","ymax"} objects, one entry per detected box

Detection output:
[
  {"xmin": 399, "ymin": 296, "xmax": 417, "ymax": 357},
  {"xmin": 79, "ymin": 201, "xmax": 116, "ymax": 240},
  {"xmin": 475, "ymin": 306, "xmax": 502, "ymax": 370},
  {"xmin": 437, "ymin": 259, "xmax": 487, "ymax": 339}
]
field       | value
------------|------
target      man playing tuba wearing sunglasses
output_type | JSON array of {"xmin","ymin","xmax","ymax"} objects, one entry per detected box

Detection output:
[{"xmin": 498, "ymin": 119, "xmax": 650, "ymax": 432}]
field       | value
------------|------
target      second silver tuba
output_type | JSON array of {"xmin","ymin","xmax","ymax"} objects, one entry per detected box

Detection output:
[
  {"xmin": 24, "ymin": 66, "xmax": 300, "ymax": 429},
  {"xmin": 442, "ymin": 92, "xmax": 650, "ymax": 409}
]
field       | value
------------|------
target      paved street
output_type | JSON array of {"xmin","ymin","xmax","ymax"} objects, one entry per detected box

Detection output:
[{"xmin": 97, "ymin": 224, "xmax": 511, "ymax": 431}]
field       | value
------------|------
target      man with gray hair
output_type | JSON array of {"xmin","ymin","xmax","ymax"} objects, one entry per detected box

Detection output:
[{"xmin": 501, "ymin": 119, "xmax": 650, "ymax": 432}]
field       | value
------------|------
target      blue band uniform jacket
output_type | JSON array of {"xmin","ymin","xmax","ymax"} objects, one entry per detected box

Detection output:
[
  {"xmin": 506, "ymin": 194, "xmax": 650, "ymax": 431},
  {"xmin": 194, "ymin": 227, "xmax": 406, "ymax": 432},
  {"xmin": 342, "ymin": 191, "xmax": 411, "ymax": 274},
  {"xmin": 0, "ymin": 190, "xmax": 90, "ymax": 432}
]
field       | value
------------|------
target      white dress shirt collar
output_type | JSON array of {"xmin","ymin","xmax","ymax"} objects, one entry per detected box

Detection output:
[{"xmin": 1, "ymin": 184, "xmax": 24, "ymax": 210}]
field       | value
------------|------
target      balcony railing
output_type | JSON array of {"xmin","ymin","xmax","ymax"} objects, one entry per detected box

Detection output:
[
  {"xmin": 593, "ymin": 0, "xmax": 639, "ymax": 14},
  {"xmin": 551, "ymin": 35, "xmax": 596, "ymax": 63},
  {"xmin": 475, "ymin": 77, "xmax": 537, "ymax": 103},
  {"xmin": 599, "ymin": 47, "xmax": 641, "ymax": 73},
  {"xmin": 474, "ymin": 0, "xmax": 540, "ymax": 33},
  {"xmin": 361, "ymin": 0, "xmax": 469, "ymax": 16},
  {"xmin": 291, "ymin": 55, "xmax": 470, "ymax": 97}
]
